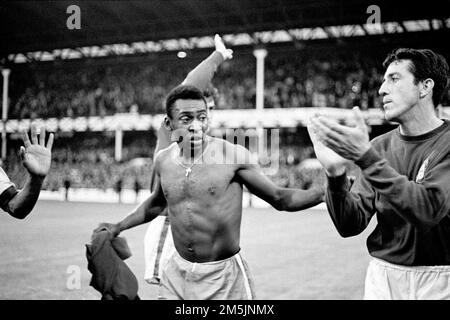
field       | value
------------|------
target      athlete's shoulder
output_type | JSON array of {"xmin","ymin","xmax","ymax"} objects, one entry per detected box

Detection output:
[
  {"xmin": 209, "ymin": 136, "xmax": 233, "ymax": 148},
  {"xmin": 209, "ymin": 136, "xmax": 249, "ymax": 155},
  {"xmin": 213, "ymin": 137, "xmax": 257, "ymax": 167},
  {"xmin": 154, "ymin": 143, "xmax": 177, "ymax": 166},
  {"xmin": 433, "ymin": 119, "xmax": 450, "ymax": 158}
]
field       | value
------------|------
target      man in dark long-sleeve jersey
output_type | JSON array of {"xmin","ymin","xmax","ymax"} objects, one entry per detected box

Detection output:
[{"xmin": 308, "ymin": 48, "xmax": 450, "ymax": 299}]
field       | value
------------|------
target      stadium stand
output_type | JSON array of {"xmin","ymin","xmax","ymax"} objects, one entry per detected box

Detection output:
[
  {"xmin": 11, "ymin": 49, "xmax": 449, "ymax": 119},
  {"xmin": 1, "ymin": 0, "xmax": 448, "ymax": 196}
]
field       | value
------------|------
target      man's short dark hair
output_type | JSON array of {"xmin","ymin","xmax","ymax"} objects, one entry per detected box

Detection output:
[
  {"xmin": 165, "ymin": 85, "xmax": 207, "ymax": 118},
  {"xmin": 383, "ymin": 48, "xmax": 450, "ymax": 107}
]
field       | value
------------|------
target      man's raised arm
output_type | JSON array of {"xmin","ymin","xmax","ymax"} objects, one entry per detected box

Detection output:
[
  {"xmin": 181, "ymin": 34, "xmax": 233, "ymax": 90},
  {"xmin": 307, "ymin": 115, "xmax": 377, "ymax": 237},
  {"xmin": 3, "ymin": 125, "xmax": 53, "ymax": 219}
]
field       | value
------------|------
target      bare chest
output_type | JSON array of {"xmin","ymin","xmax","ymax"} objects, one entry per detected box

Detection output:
[{"xmin": 160, "ymin": 162, "xmax": 237, "ymax": 202}]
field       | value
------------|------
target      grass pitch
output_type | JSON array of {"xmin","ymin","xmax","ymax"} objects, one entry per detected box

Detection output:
[{"xmin": 0, "ymin": 200, "xmax": 375, "ymax": 300}]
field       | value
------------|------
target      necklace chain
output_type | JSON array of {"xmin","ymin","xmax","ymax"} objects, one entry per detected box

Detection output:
[{"xmin": 177, "ymin": 142, "xmax": 209, "ymax": 177}]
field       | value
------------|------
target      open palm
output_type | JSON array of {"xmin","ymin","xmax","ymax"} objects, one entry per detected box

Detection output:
[
  {"xmin": 20, "ymin": 126, "xmax": 54, "ymax": 177},
  {"xmin": 307, "ymin": 123, "xmax": 348, "ymax": 175}
]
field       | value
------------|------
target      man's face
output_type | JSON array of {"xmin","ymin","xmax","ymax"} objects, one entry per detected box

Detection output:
[
  {"xmin": 378, "ymin": 59, "xmax": 421, "ymax": 122},
  {"xmin": 168, "ymin": 99, "xmax": 209, "ymax": 151}
]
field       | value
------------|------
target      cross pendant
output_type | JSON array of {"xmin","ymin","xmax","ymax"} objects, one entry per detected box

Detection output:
[{"xmin": 185, "ymin": 168, "xmax": 192, "ymax": 177}]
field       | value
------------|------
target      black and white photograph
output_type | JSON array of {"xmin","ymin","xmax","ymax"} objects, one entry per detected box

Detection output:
[{"xmin": 0, "ymin": 0, "xmax": 449, "ymax": 307}]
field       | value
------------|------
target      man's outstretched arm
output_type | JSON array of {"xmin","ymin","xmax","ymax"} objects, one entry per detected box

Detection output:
[
  {"xmin": 235, "ymin": 146, "xmax": 324, "ymax": 212},
  {"xmin": 238, "ymin": 165, "xmax": 324, "ymax": 212},
  {"xmin": 94, "ymin": 159, "xmax": 167, "ymax": 236},
  {"xmin": 3, "ymin": 125, "xmax": 53, "ymax": 219}
]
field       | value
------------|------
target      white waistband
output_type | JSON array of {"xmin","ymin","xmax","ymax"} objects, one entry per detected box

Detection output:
[
  {"xmin": 371, "ymin": 257, "xmax": 450, "ymax": 273},
  {"xmin": 173, "ymin": 248, "xmax": 242, "ymax": 266}
]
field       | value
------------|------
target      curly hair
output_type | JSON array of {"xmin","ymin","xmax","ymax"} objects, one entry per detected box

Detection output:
[{"xmin": 165, "ymin": 85, "xmax": 207, "ymax": 118}]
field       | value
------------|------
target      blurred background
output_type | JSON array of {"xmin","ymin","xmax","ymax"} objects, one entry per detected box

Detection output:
[{"xmin": 0, "ymin": 0, "xmax": 448, "ymax": 299}]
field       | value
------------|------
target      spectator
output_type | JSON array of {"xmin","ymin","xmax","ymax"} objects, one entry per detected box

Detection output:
[
  {"xmin": 114, "ymin": 178, "xmax": 123, "ymax": 204},
  {"xmin": 63, "ymin": 177, "xmax": 71, "ymax": 201}
]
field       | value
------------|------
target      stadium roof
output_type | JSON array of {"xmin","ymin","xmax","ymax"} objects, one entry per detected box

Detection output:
[{"xmin": 2, "ymin": 0, "xmax": 449, "ymax": 58}]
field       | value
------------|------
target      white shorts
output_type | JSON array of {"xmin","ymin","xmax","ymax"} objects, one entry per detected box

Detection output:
[
  {"xmin": 144, "ymin": 215, "xmax": 175, "ymax": 284},
  {"xmin": 158, "ymin": 250, "xmax": 256, "ymax": 300},
  {"xmin": 364, "ymin": 258, "xmax": 450, "ymax": 300}
]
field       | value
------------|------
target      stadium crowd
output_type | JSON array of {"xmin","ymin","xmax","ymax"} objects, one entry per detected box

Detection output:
[
  {"xmin": 3, "ymin": 132, "xmax": 153, "ymax": 191},
  {"xmin": 3, "ymin": 131, "xmax": 322, "ymax": 192},
  {"xmin": 10, "ymin": 48, "xmax": 448, "ymax": 120}
]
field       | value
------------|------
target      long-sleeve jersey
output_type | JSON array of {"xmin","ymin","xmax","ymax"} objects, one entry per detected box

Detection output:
[{"xmin": 326, "ymin": 119, "xmax": 450, "ymax": 266}]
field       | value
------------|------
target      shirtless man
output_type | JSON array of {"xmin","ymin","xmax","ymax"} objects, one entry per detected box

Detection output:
[
  {"xmin": 95, "ymin": 85, "xmax": 324, "ymax": 300},
  {"xmin": 143, "ymin": 35, "xmax": 230, "ymax": 285}
]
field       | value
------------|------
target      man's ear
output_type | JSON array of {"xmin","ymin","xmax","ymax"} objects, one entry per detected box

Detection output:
[
  {"xmin": 420, "ymin": 78, "xmax": 434, "ymax": 99},
  {"xmin": 164, "ymin": 116, "xmax": 172, "ymax": 130}
]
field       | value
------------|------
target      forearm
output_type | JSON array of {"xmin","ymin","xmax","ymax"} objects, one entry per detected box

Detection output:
[
  {"xmin": 117, "ymin": 197, "xmax": 166, "ymax": 233},
  {"xmin": 7, "ymin": 174, "xmax": 44, "ymax": 219},
  {"xmin": 275, "ymin": 186, "xmax": 324, "ymax": 212},
  {"xmin": 326, "ymin": 173, "xmax": 373, "ymax": 237},
  {"xmin": 356, "ymin": 147, "xmax": 450, "ymax": 227},
  {"xmin": 182, "ymin": 51, "xmax": 224, "ymax": 90}
]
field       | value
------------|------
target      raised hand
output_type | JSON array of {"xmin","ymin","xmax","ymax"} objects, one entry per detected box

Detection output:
[
  {"xmin": 307, "ymin": 120, "xmax": 349, "ymax": 177},
  {"xmin": 214, "ymin": 34, "xmax": 233, "ymax": 60},
  {"xmin": 20, "ymin": 125, "xmax": 53, "ymax": 177},
  {"xmin": 310, "ymin": 107, "xmax": 371, "ymax": 162}
]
